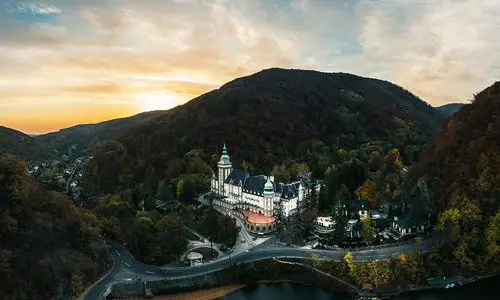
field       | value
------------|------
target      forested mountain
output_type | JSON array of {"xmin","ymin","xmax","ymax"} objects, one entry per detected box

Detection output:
[
  {"xmin": 0, "ymin": 155, "xmax": 108, "ymax": 298},
  {"xmin": 85, "ymin": 68, "xmax": 446, "ymax": 197},
  {"xmin": 412, "ymin": 82, "xmax": 500, "ymax": 272},
  {"xmin": 435, "ymin": 103, "xmax": 466, "ymax": 116},
  {"xmin": 36, "ymin": 110, "xmax": 166, "ymax": 156},
  {"xmin": 0, "ymin": 125, "xmax": 55, "ymax": 161}
]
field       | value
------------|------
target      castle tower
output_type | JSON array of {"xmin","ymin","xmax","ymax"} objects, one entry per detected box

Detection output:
[
  {"xmin": 263, "ymin": 176, "xmax": 274, "ymax": 216},
  {"xmin": 217, "ymin": 144, "xmax": 232, "ymax": 194}
]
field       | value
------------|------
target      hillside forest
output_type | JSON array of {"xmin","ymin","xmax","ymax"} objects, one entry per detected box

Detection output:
[
  {"xmin": 0, "ymin": 155, "xmax": 109, "ymax": 299},
  {"xmin": 1, "ymin": 69, "xmax": 498, "ymax": 297}
]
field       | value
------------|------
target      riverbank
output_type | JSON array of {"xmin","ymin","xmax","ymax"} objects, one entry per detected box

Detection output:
[
  {"xmin": 152, "ymin": 284, "xmax": 246, "ymax": 300},
  {"xmin": 161, "ymin": 274, "xmax": 500, "ymax": 300},
  {"xmin": 109, "ymin": 259, "xmax": 356, "ymax": 299},
  {"xmin": 109, "ymin": 255, "xmax": 499, "ymax": 300}
]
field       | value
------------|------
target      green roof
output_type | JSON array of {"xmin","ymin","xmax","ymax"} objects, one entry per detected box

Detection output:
[
  {"xmin": 264, "ymin": 177, "xmax": 274, "ymax": 193},
  {"xmin": 219, "ymin": 143, "xmax": 231, "ymax": 164}
]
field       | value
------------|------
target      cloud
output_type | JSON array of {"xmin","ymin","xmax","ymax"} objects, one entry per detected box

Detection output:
[
  {"xmin": 0, "ymin": 0, "xmax": 499, "ymax": 133},
  {"xmin": 7, "ymin": 3, "xmax": 63, "ymax": 15}
]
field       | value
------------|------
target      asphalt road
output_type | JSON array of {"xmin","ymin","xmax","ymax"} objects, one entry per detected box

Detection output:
[
  {"xmin": 83, "ymin": 243, "xmax": 121, "ymax": 300},
  {"xmin": 83, "ymin": 194, "xmax": 443, "ymax": 299},
  {"xmin": 83, "ymin": 233, "xmax": 441, "ymax": 299}
]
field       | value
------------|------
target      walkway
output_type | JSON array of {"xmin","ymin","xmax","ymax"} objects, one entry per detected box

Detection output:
[
  {"xmin": 182, "ymin": 226, "xmax": 224, "ymax": 261},
  {"xmin": 272, "ymin": 257, "xmax": 360, "ymax": 293}
]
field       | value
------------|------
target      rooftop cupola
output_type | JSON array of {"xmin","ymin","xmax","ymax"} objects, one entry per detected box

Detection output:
[
  {"xmin": 219, "ymin": 143, "xmax": 231, "ymax": 164},
  {"xmin": 264, "ymin": 176, "xmax": 274, "ymax": 194}
]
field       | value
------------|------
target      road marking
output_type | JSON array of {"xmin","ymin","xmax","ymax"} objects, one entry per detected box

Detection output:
[
  {"xmin": 125, "ymin": 262, "xmax": 131, "ymax": 267},
  {"xmin": 116, "ymin": 251, "xmax": 121, "ymax": 257},
  {"xmin": 146, "ymin": 271, "xmax": 155, "ymax": 274}
]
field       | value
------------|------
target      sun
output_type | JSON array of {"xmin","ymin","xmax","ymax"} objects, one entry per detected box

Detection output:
[{"xmin": 134, "ymin": 91, "xmax": 184, "ymax": 112}]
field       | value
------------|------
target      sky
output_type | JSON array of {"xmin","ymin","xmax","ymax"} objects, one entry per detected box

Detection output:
[{"xmin": 0, "ymin": 0, "xmax": 499, "ymax": 134}]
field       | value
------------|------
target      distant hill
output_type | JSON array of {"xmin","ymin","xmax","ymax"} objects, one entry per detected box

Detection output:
[
  {"xmin": 435, "ymin": 103, "xmax": 466, "ymax": 115},
  {"xmin": 85, "ymin": 68, "xmax": 446, "ymax": 195},
  {"xmin": 412, "ymin": 82, "xmax": 500, "ymax": 272},
  {"xmin": 0, "ymin": 154, "xmax": 108, "ymax": 298},
  {"xmin": 36, "ymin": 110, "xmax": 166, "ymax": 155},
  {"xmin": 0, "ymin": 125, "xmax": 55, "ymax": 161}
]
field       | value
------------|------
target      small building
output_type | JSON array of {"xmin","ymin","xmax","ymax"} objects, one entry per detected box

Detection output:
[
  {"xmin": 356, "ymin": 199, "xmax": 369, "ymax": 219},
  {"xmin": 186, "ymin": 252, "xmax": 203, "ymax": 266},
  {"xmin": 370, "ymin": 209, "xmax": 387, "ymax": 220},
  {"xmin": 241, "ymin": 210, "xmax": 276, "ymax": 236},
  {"xmin": 392, "ymin": 207, "xmax": 431, "ymax": 236},
  {"xmin": 316, "ymin": 216, "xmax": 334, "ymax": 228}
]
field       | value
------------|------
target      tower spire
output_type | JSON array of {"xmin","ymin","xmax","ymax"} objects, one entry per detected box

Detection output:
[{"xmin": 219, "ymin": 143, "xmax": 231, "ymax": 164}]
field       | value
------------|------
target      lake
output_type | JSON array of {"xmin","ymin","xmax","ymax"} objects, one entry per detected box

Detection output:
[{"xmin": 222, "ymin": 275, "xmax": 498, "ymax": 299}]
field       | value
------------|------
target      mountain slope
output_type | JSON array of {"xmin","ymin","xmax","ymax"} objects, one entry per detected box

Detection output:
[
  {"xmin": 36, "ymin": 110, "xmax": 166, "ymax": 155},
  {"xmin": 0, "ymin": 155, "xmax": 108, "ymax": 298},
  {"xmin": 86, "ymin": 68, "xmax": 446, "ymax": 194},
  {"xmin": 435, "ymin": 103, "xmax": 466, "ymax": 116},
  {"xmin": 0, "ymin": 126, "xmax": 55, "ymax": 161},
  {"xmin": 412, "ymin": 82, "xmax": 500, "ymax": 271}
]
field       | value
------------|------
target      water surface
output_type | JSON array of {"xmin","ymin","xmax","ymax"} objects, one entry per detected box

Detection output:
[{"xmin": 223, "ymin": 275, "xmax": 498, "ymax": 300}]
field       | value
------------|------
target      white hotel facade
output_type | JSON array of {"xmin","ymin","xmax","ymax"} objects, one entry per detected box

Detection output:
[{"xmin": 210, "ymin": 144, "xmax": 320, "ymax": 220}]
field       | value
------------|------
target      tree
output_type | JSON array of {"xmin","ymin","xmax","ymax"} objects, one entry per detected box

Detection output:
[
  {"xmin": 344, "ymin": 251, "xmax": 355, "ymax": 274},
  {"xmin": 358, "ymin": 179, "xmax": 379, "ymax": 208},
  {"xmin": 362, "ymin": 216, "xmax": 375, "ymax": 244},
  {"xmin": 203, "ymin": 208, "xmax": 219, "ymax": 252},
  {"xmin": 216, "ymin": 214, "xmax": 239, "ymax": 246},
  {"xmin": 368, "ymin": 151, "xmax": 383, "ymax": 171},
  {"xmin": 436, "ymin": 208, "xmax": 462, "ymax": 241},
  {"xmin": 318, "ymin": 184, "xmax": 329, "ymax": 213},
  {"xmin": 367, "ymin": 260, "xmax": 392, "ymax": 288},
  {"xmin": 275, "ymin": 199, "xmax": 285, "ymax": 239},
  {"xmin": 484, "ymin": 211, "xmax": 500, "ymax": 270},
  {"xmin": 271, "ymin": 163, "xmax": 290, "ymax": 183},
  {"xmin": 155, "ymin": 213, "xmax": 186, "ymax": 263},
  {"xmin": 157, "ymin": 180, "xmax": 174, "ymax": 202},
  {"xmin": 330, "ymin": 184, "xmax": 350, "ymax": 245},
  {"xmin": 295, "ymin": 163, "xmax": 310, "ymax": 179},
  {"xmin": 305, "ymin": 179, "xmax": 318, "ymax": 209},
  {"xmin": 176, "ymin": 179, "xmax": 184, "ymax": 200}
]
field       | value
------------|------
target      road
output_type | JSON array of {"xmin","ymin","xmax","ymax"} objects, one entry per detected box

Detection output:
[
  {"xmin": 65, "ymin": 161, "xmax": 80, "ymax": 194},
  {"xmin": 83, "ymin": 194, "xmax": 442, "ymax": 299},
  {"xmin": 82, "ymin": 241, "xmax": 163, "ymax": 300},
  {"xmin": 83, "ymin": 232, "xmax": 441, "ymax": 299}
]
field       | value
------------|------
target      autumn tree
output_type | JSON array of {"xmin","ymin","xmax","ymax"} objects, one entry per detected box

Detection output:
[
  {"xmin": 362, "ymin": 216, "xmax": 375, "ymax": 244},
  {"xmin": 357, "ymin": 179, "xmax": 379, "ymax": 208},
  {"xmin": 344, "ymin": 251, "xmax": 355, "ymax": 274}
]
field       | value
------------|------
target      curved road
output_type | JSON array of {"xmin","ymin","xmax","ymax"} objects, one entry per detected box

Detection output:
[{"xmin": 83, "ymin": 234, "xmax": 442, "ymax": 299}]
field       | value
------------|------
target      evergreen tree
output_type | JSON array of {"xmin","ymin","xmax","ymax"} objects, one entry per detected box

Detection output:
[
  {"xmin": 330, "ymin": 184, "xmax": 350, "ymax": 245},
  {"xmin": 307, "ymin": 179, "xmax": 318, "ymax": 209},
  {"xmin": 290, "ymin": 195, "xmax": 305, "ymax": 241},
  {"xmin": 274, "ymin": 199, "xmax": 285, "ymax": 240},
  {"xmin": 318, "ymin": 183, "xmax": 329, "ymax": 213}
]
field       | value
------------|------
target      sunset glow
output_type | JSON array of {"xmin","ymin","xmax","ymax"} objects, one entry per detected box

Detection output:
[
  {"xmin": 0, "ymin": 0, "xmax": 499, "ymax": 134},
  {"xmin": 135, "ymin": 91, "xmax": 185, "ymax": 112}
]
